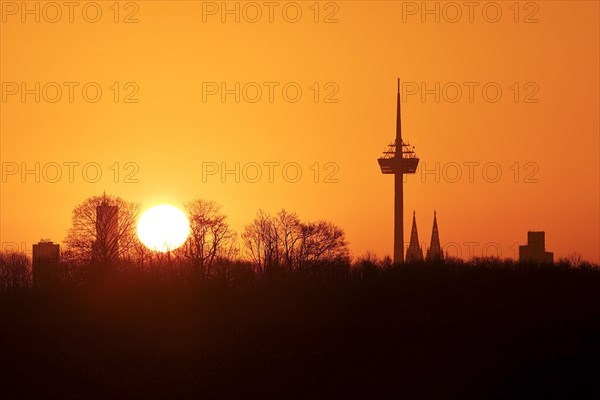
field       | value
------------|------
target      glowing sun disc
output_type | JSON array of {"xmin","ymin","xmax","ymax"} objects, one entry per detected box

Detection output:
[{"xmin": 137, "ymin": 204, "xmax": 190, "ymax": 252}]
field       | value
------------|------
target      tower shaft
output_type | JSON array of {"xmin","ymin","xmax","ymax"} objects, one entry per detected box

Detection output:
[{"xmin": 394, "ymin": 173, "xmax": 404, "ymax": 263}]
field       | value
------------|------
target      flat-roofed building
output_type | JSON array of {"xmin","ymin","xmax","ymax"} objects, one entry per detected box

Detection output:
[
  {"xmin": 32, "ymin": 241, "xmax": 60, "ymax": 288},
  {"xmin": 519, "ymin": 231, "xmax": 553, "ymax": 264}
]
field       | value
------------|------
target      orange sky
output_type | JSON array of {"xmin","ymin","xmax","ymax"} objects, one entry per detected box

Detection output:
[{"xmin": 1, "ymin": 1, "xmax": 599, "ymax": 262}]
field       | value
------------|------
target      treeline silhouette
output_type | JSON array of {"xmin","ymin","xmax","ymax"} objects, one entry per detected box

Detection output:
[
  {"xmin": 2, "ymin": 192, "xmax": 597, "ymax": 294},
  {"xmin": 1, "ymin": 248, "xmax": 599, "ymax": 294},
  {"xmin": 1, "ymin": 193, "xmax": 599, "ymax": 398},
  {"xmin": 1, "ymin": 252, "xmax": 599, "ymax": 398}
]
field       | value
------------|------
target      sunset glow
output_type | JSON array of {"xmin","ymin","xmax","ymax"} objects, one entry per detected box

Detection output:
[
  {"xmin": 2, "ymin": 2, "xmax": 599, "ymax": 397},
  {"xmin": 1, "ymin": 2, "xmax": 597, "ymax": 262}
]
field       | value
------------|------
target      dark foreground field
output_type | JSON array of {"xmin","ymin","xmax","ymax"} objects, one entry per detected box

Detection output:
[{"xmin": 1, "ymin": 260, "xmax": 599, "ymax": 399}]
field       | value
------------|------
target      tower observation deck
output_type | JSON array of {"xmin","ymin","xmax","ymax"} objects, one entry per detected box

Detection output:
[{"xmin": 377, "ymin": 79, "xmax": 420, "ymax": 263}]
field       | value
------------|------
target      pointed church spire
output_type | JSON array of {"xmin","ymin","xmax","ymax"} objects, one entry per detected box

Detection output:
[
  {"xmin": 406, "ymin": 210, "xmax": 423, "ymax": 262},
  {"xmin": 427, "ymin": 210, "xmax": 443, "ymax": 261}
]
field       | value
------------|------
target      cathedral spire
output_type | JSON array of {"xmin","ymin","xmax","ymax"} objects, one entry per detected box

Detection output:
[
  {"xmin": 406, "ymin": 211, "xmax": 423, "ymax": 262},
  {"xmin": 427, "ymin": 210, "xmax": 443, "ymax": 261}
]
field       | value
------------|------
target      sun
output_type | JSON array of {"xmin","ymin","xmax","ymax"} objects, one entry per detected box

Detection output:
[{"xmin": 137, "ymin": 204, "xmax": 190, "ymax": 252}]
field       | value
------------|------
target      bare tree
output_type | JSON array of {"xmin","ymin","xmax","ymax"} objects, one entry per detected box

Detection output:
[
  {"xmin": 276, "ymin": 210, "xmax": 302, "ymax": 269},
  {"xmin": 0, "ymin": 251, "xmax": 31, "ymax": 293},
  {"xmin": 64, "ymin": 193, "xmax": 140, "ymax": 267},
  {"xmin": 179, "ymin": 199, "xmax": 236, "ymax": 279},
  {"xmin": 242, "ymin": 209, "xmax": 350, "ymax": 273},
  {"xmin": 298, "ymin": 220, "xmax": 350, "ymax": 265},
  {"xmin": 242, "ymin": 209, "xmax": 279, "ymax": 274},
  {"xmin": 560, "ymin": 251, "xmax": 583, "ymax": 268}
]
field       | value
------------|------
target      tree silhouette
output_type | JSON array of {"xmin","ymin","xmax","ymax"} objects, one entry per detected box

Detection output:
[
  {"xmin": 242, "ymin": 209, "xmax": 350, "ymax": 273},
  {"xmin": 297, "ymin": 220, "xmax": 350, "ymax": 265},
  {"xmin": 0, "ymin": 251, "xmax": 30, "ymax": 293},
  {"xmin": 277, "ymin": 210, "xmax": 303, "ymax": 268},
  {"xmin": 179, "ymin": 198, "xmax": 236, "ymax": 279},
  {"xmin": 64, "ymin": 193, "xmax": 140, "ymax": 267},
  {"xmin": 561, "ymin": 251, "xmax": 584, "ymax": 268},
  {"xmin": 242, "ymin": 209, "xmax": 279, "ymax": 274}
]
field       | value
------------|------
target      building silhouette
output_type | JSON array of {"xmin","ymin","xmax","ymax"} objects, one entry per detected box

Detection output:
[
  {"xmin": 92, "ymin": 202, "xmax": 119, "ymax": 264},
  {"xmin": 519, "ymin": 231, "xmax": 553, "ymax": 263},
  {"xmin": 378, "ymin": 79, "xmax": 420, "ymax": 263},
  {"xmin": 406, "ymin": 211, "xmax": 423, "ymax": 262},
  {"xmin": 32, "ymin": 241, "xmax": 60, "ymax": 288},
  {"xmin": 426, "ymin": 211, "xmax": 443, "ymax": 261}
]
